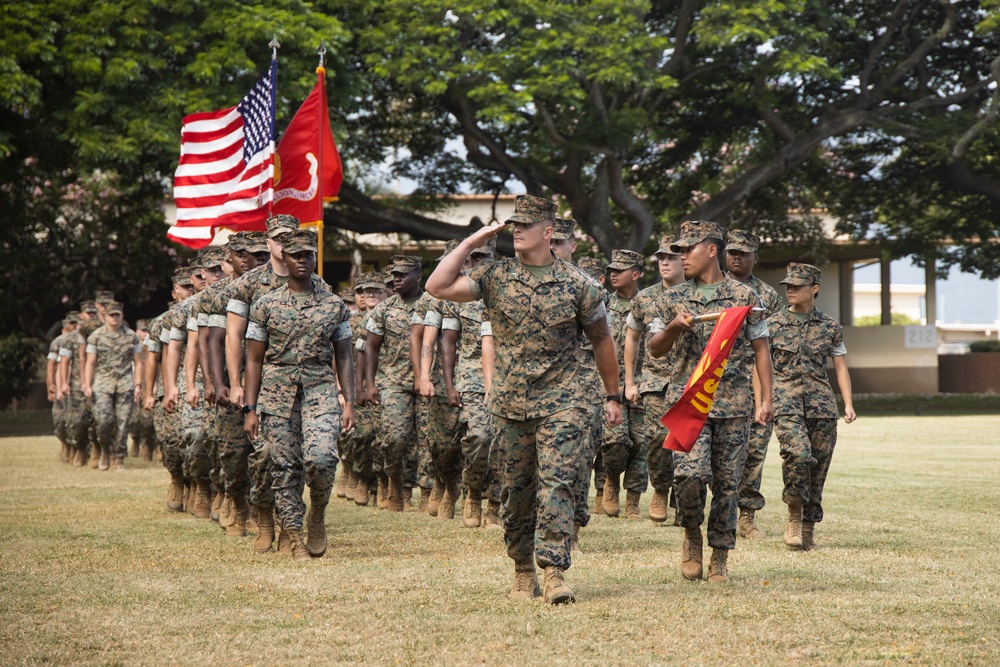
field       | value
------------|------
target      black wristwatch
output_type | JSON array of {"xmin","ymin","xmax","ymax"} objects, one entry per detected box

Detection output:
[
  {"xmin": 241, "ymin": 404, "xmax": 257, "ymax": 415},
  {"xmin": 606, "ymin": 394, "xmax": 622, "ymax": 403}
]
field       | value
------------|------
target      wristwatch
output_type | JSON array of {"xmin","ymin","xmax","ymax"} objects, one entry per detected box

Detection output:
[
  {"xmin": 606, "ymin": 394, "xmax": 622, "ymax": 403},
  {"xmin": 241, "ymin": 404, "xmax": 257, "ymax": 415}
]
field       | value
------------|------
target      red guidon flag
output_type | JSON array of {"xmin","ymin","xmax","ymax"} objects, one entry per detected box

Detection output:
[
  {"xmin": 272, "ymin": 66, "xmax": 342, "ymax": 225},
  {"xmin": 661, "ymin": 305, "xmax": 754, "ymax": 453}
]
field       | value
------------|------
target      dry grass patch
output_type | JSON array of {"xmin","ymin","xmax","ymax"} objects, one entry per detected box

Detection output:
[{"xmin": 1, "ymin": 416, "xmax": 999, "ymax": 666}]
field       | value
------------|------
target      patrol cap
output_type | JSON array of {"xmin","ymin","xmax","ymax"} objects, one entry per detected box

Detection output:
[
  {"xmin": 607, "ymin": 249, "xmax": 644, "ymax": 271},
  {"xmin": 435, "ymin": 239, "xmax": 461, "ymax": 262},
  {"xmin": 244, "ymin": 232, "xmax": 269, "ymax": 254},
  {"xmin": 505, "ymin": 194, "xmax": 557, "ymax": 226},
  {"xmin": 225, "ymin": 232, "xmax": 248, "ymax": 252},
  {"xmin": 338, "ymin": 288, "xmax": 356, "ymax": 303},
  {"xmin": 780, "ymin": 262, "xmax": 822, "ymax": 286},
  {"xmin": 94, "ymin": 290, "xmax": 115, "ymax": 305},
  {"xmin": 726, "ymin": 229, "xmax": 760, "ymax": 253},
  {"xmin": 390, "ymin": 255, "xmax": 422, "ymax": 274},
  {"xmin": 670, "ymin": 220, "xmax": 726, "ymax": 252},
  {"xmin": 266, "ymin": 214, "xmax": 300, "ymax": 239},
  {"xmin": 172, "ymin": 269, "xmax": 194, "ymax": 287},
  {"xmin": 653, "ymin": 235, "xmax": 680, "ymax": 258},
  {"xmin": 65, "ymin": 311, "xmax": 82, "ymax": 324},
  {"xmin": 576, "ymin": 257, "xmax": 606, "ymax": 279},
  {"xmin": 281, "ymin": 229, "xmax": 318, "ymax": 254},
  {"xmin": 469, "ymin": 235, "xmax": 497, "ymax": 257},
  {"xmin": 382, "ymin": 269, "xmax": 394, "ymax": 285},
  {"xmin": 198, "ymin": 247, "xmax": 225, "ymax": 270},
  {"xmin": 551, "ymin": 217, "xmax": 576, "ymax": 241},
  {"xmin": 135, "ymin": 318, "xmax": 150, "ymax": 331},
  {"xmin": 105, "ymin": 301, "xmax": 124, "ymax": 315},
  {"xmin": 80, "ymin": 300, "xmax": 98, "ymax": 315},
  {"xmin": 353, "ymin": 272, "xmax": 383, "ymax": 290}
]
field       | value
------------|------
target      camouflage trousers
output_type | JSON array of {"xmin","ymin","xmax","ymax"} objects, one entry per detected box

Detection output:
[
  {"xmin": 129, "ymin": 404, "xmax": 156, "ymax": 455},
  {"xmin": 52, "ymin": 397, "xmax": 67, "ymax": 446},
  {"xmin": 201, "ymin": 404, "xmax": 220, "ymax": 493},
  {"xmin": 459, "ymin": 392, "xmax": 494, "ymax": 493},
  {"xmin": 775, "ymin": 415, "xmax": 837, "ymax": 523},
  {"xmin": 601, "ymin": 402, "xmax": 649, "ymax": 493},
  {"xmin": 379, "ymin": 389, "xmax": 419, "ymax": 488},
  {"xmin": 674, "ymin": 416, "xmax": 751, "ymax": 550},
  {"xmin": 427, "ymin": 396, "xmax": 462, "ymax": 485},
  {"xmin": 214, "ymin": 403, "xmax": 250, "ymax": 498},
  {"xmin": 154, "ymin": 399, "xmax": 186, "ymax": 478},
  {"xmin": 182, "ymin": 390, "xmax": 210, "ymax": 483},
  {"xmin": 93, "ymin": 391, "xmax": 134, "ymax": 460},
  {"xmin": 260, "ymin": 391, "xmax": 341, "ymax": 532},
  {"xmin": 573, "ymin": 401, "xmax": 603, "ymax": 529},
  {"xmin": 642, "ymin": 392, "xmax": 675, "ymax": 495},
  {"xmin": 63, "ymin": 391, "xmax": 92, "ymax": 456},
  {"xmin": 349, "ymin": 403, "xmax": 381, "ymax": 483},
  {"xmin": 496, "ymin": 407, "xmax": 590, "ymax": 570},
  {"xmin": 737, "ymin": 420, "xmax": 774, "ymax": 511},
  {"xmin": 415, "ymin": 395, "xmax": 436, "ymax": 489},
  {"xmin": 485, "ymin": 427, "xmax": 503, "ymax": 504}
]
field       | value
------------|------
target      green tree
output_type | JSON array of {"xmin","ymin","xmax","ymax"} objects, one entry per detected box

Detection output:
[{"xmin": 1, "ymin": 0, "xmax": 349, "ymax": 335}]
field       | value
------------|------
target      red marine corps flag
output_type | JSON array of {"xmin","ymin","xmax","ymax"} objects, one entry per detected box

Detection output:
[
  {"xmin": 661, "ymin": 306, "xmax": 754, "ymax": 453},
  {"xmin": 272, "ymin": 61, "xmax": 342, "ymax": 225}
]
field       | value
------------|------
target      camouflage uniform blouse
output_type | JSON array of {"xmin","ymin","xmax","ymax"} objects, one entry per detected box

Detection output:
[
  {"xmin": 608, "ymin": 292, "xmax": 639, "ymax": 406},
  {"xmin": 414, "ymin": 292, "xmax": 447, "ymax": 398},
  {"xmin": 225, "ymin": 262, "xmax": 329, "ymax": 319},
  {"xmin": 143, "ymin": 312, "xmax": 168, "ymax": 398},
  {"xmin": 627, "ymin": 282, "xmax": 677, "ymax": 395},
  {"xmin": 86, "ymin": 325, "xmax": 142, "ymax": 394},
  {"xmin": 439, "ymin": 299, "xmax": 488, "ymax": 395},
  {"xmin": 467, "ymin": 257, "xmax": 607, "ymax": 421},
  {"xmin": 246, "ymin": 286, "xmax": 352, "ymax": 419},
  {"xmin": 58, "ymin": 331, "xmax": 86, "ymax": 390},
  {"xmin": 769, "ymin": 307, "xmax": 846, "ymax": 418},
  {"xmin": 661, "ymin": 278, "xmax": 768, "ymax": 418},
  {"xmin": 365, "ymin": 292, "xmax": 423, "ymax": 392}
]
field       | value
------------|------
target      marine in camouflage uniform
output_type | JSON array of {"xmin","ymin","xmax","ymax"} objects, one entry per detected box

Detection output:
[
  {"xmin": 649, "ymin": 220, "xmax": 773, "ymax": 583},
  {"xmin": 625, "ymin": 236, "xmax": 685, "ymax": 523},
  {"xmin": 724, "ymin": 230, "xmax": 784, "ymax": 539},
  {"xmin": 224, "ymin": 217, "xmax": 328, "ymax": 538},
  {"xmin": 185, "ymin": 247, "xmax": 230, "ymax": 522},
  {"xmin": 128, "ymin": 319, "xmax": 157, "ymax": 460},
  {"xmin": 57, "ymin": 313, "xmax": 91, "ymax": 466},
  {"xmin": 163, "ymin": 260, "xmax": 212, "ymax": 517},
  {"xmin": 416, "ymin": 276, "xmax": 464, "ymax": 518},
  {"xmin": 601, "ymin": 249, "xmax": 650, "ymax": 519},
  {"xmin": 48, "ymin": 317, "xmax": 77, "ymax": 463},
  {"xmin": 438, "ymin": 239, "xmax": 497, "ymax": 527},
  {"xmin": 335, "ymin": 286, "xmax": 361, "ymax": 500},
  {"xmin": 151, "ymin": 272, "xmax": 195, "ymax": 510},
  {"xmin": 345, "ymin": 273, "xmax": 387, "ymax": 506},
  {"xmin": 83, "ymin": 301, "xmax": 143, "ymax": 470},
  {"xmin": 244, "ymin": 230, "xmax": 355, "ymax": 559},
  {"xmin": 77, "ymin": 300, "xmax": 103, "ymax": 468},
  {"xmin": 426, "ymin": 194, "xmax": 623, "ymax": 604},
  {"xmin": 206, "ymin": 233, "xmax": 262, "ymax": 538},
  {"xmin": 771, "ymin": 263, "xmax": 856, "ymax": 551},
  {"xmin": 364, "ymin": 255, "xmax": 425, "ymax": 512}
]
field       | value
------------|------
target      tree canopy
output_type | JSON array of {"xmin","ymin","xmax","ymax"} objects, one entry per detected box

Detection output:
[{"xmin": 3, "ymin": 0, "xmax": 1000, "ymax": 336}]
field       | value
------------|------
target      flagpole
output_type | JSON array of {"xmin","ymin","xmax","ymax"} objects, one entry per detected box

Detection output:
[
  {"xmin": 315, "ymin": 42, "xmax": 327, "ymax": 279},
  {"xmin": 268, "ymin": 34, "xmax": 280, "ymax": 219}
]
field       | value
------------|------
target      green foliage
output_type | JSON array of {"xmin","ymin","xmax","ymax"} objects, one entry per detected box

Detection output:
[
  {"xmin": 853, "ymin": 312, "xmax": 921, "ymax": 327},
  {"xmin": 0, "ymin": 334, "xmax": 41, "ymax": 409},
  {"xmin": 969, "ymin": 339, "xmax": 1000, "ymax": 353}
]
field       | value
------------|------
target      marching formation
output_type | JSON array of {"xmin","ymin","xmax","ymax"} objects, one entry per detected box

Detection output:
[{"xmin": 46, "ymin": 195, "xmax": 856, "ymax": 604}]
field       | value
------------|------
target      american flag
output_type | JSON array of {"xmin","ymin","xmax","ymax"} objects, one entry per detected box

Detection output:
[{"xmin": 168, "ymin": 60, "xmax": 277, "ymax": 248}]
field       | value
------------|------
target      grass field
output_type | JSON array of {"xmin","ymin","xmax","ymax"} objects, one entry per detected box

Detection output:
[{"xmin": 1, "ymin": 415, "xmax": 999, "ymax": 666}]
